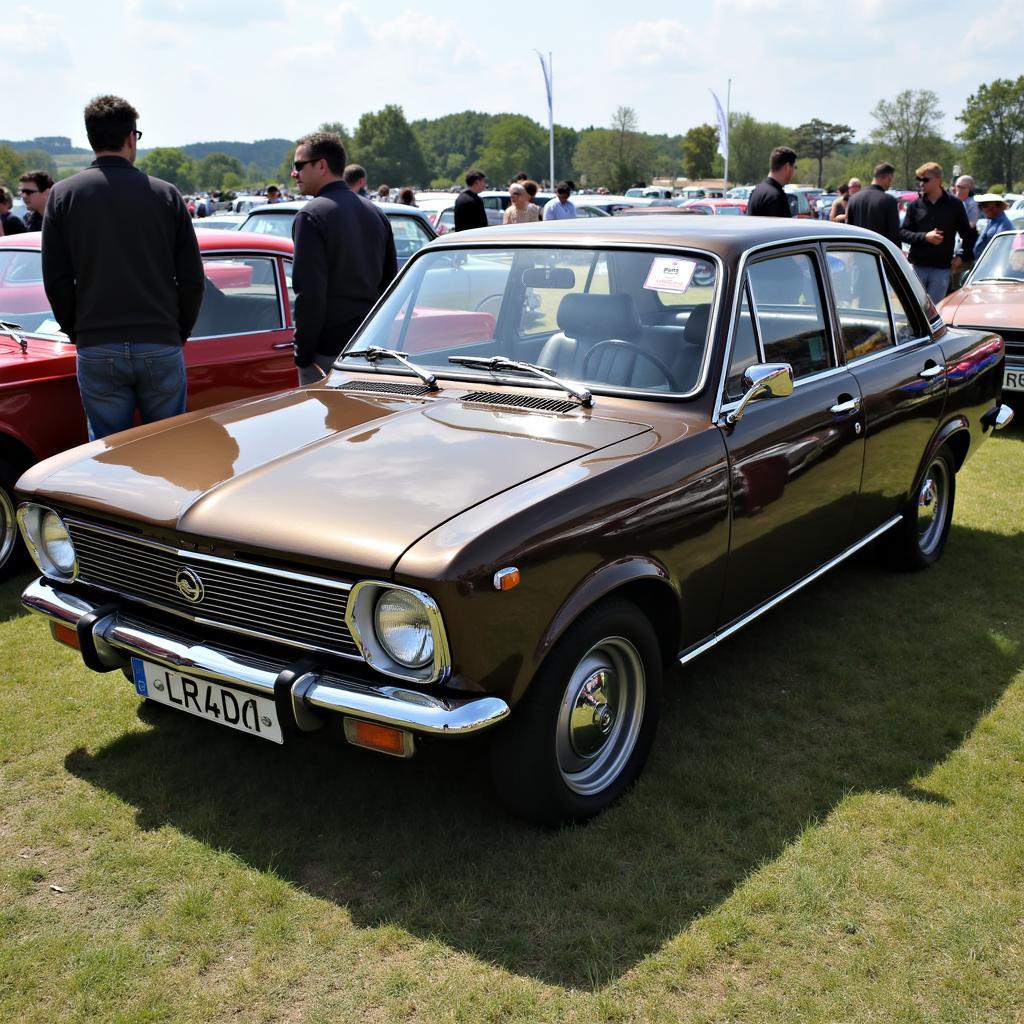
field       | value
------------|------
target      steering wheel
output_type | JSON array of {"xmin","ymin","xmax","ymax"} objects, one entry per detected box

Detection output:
[{"xmin": 581, "ymin": 340, "xmax": 676, "ymax": 389}]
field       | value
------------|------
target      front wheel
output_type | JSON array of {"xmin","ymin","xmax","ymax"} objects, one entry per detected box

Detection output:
[
  {"xmin": 0, "ymin": 459, "xmax": 27, "ymax": 581},
  {"xmin": 488, "ymin": 599, "xmax": 662, "ymax": 826},
  {"xmin": 884, "ymin": 450, "xmax": 956, "ymax": 571}
]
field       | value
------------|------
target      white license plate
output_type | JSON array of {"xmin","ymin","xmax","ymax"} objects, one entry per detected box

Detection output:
[
  {"xmin": 130, "ymin": 658, "xmax": 283, "ymax": 744},
  {"xmin": 1005, "ymin": 367, "xmax": 1024, "ymax": 392}
]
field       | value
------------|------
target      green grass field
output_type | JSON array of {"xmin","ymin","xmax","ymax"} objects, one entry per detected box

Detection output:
[{"xmin": 1, "ymin": 424, "xmax": 1022, "ymax": 1023}]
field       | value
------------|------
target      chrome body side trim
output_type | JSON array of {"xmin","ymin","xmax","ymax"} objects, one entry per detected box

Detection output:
[
  {"xmin": 21, "ymin": 578, "xmax": 507, "ymax": 737},
  {"xmin": 678, "ymin": 515, "xmax": 903, "ymax": 666}
]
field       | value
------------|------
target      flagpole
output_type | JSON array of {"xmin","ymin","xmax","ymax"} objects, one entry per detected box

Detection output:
[
  {"xmin": 535, "ymin": 50, "xmax": 555, "ymax": 187},
  {"xmin": 724, "ymin": 78, "xmax": 731, "ymax": 191}
]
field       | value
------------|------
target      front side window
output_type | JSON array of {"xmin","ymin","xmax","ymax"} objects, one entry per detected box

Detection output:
[
  {"xmin": 0, "ymin": 250, "xmax": 62, "ymax": 336},
  {"xmin": 746, "ymin": 252, "xmax": 833, "ymax": 378},
  {"xmin": 344, "ymin": 246, "xmax": 719, "ymax": 395},
  {"xmin": 826, "ymin": 249, "xmax": 895, "ymax": 361},
  {"xmin": 388, "ymin": 215, "xmax": 433, "ymax": 263},
  {"xmin": 192, "ymin": 256, "xmax": 283, "ymax": 337}
]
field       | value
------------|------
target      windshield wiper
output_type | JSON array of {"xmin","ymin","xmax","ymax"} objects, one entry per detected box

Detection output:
[
  {"xmin": 448, "ymin": 355, "xmax": 593, "ymax": 407},
  {"xmin": 0, "ymin": 320, "xmax": 27, "ymax": 354},
  {"xmin": 343, "ymin": 347, "xmax": 438, "ymax": 389}
]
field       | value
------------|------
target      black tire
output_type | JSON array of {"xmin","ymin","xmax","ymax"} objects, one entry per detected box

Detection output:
[
  {"xmin": 884, "ymin": 449, "xmax": 956, "ymax": 571},
  {"xmin": 488, "ymin": 599, "xmax": 662, "ymax": 826},
  {"xmin": 0, "ymin": 459, "xmax": 28, "ymax": 581}
]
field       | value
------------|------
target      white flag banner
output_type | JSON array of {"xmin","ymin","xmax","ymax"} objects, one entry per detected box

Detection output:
[{"xmin": 710, "ymin": 90, "xmax": 728, "ymax": 160}]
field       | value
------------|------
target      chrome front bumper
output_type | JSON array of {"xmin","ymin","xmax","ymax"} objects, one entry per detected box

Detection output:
[{"xmin": 22, "ymin": 578, "xmax": 509, "ymax": 738}]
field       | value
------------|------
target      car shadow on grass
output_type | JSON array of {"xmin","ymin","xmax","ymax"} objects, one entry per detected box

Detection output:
[
  {"xmin": 0, "ymin": 570, "xmax": 37, "ymax": 623},
  {"xmin": 64, "ymin": 522, "xmax": 1023, "ymax": 990}
]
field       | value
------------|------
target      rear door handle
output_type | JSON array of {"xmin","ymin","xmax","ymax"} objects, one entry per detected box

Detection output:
[
  {"xmin": 919, "ymin": 364, "xmax": 944, "ymax": 379},
  {"xmin": 272, "ymin": 342, "xmax": 294, "ymax": 349},
  {"xmin": 829, "ymin": 397, "xmax": 861, "ymax": 415}
]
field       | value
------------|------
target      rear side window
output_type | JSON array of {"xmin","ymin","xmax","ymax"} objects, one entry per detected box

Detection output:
[
  {"xmin": 826, "ymin": 250, "xmax": 895, "ymax": 360},
  {"xmin": 746, "ymin": 253, "xmax": 833, "ymax": 378},
  {"xmin": 192, "ymin": 256, "xmax": 283, "ymax": 337}
]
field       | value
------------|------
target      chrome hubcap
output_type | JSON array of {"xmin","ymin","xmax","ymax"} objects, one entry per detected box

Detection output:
[
  {"xmin": 916, "ymin": 460, "xmax": 949, "ymax": 556},
  {"xmin": 556, "ymin": 636, "xmax": 645, "ymax": 796}
]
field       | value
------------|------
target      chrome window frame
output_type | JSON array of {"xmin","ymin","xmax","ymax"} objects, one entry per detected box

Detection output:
[
  {"xmin": 189, "ymin": 251, "xmax": 288, "ymax": 341},
  {"xmin": 342, "ymin": 240, "xmax": 727, "ymax": 403},
  {"xmin": 820, "ymin": 243, "xmax": 899, "ymax": 364}
]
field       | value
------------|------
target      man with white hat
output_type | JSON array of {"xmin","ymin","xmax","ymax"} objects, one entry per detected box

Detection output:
[{"xmin": 971, "ymin": 194, "xmax": 1013, "ymax": 262}]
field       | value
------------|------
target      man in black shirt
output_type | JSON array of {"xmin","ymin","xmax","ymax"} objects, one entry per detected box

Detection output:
[
  {"xmin": 42, "ymin": 95, "xmax": 204, "ymax": 440},
  {"xmin": 846, "ymin": 162, "xmax": 900, "ymax": 245},
  {"xmin": 18, "ymin": 170, "xmax": 53, "ymax": 231},
  {"xmin": 290, "ymin": 132, "xmax": 397, "ymax": 385},
  {"xmin": 0, "ymin": 186, "xmax": 26, "ymax": 235},
  {"xmin": 454, "ymin": 169, "xmax": 488, "ymax": 231},
  {"xmin": 900, "ymin": 162, "xmax": 975, "ymax": 303},
  {"xmin": 746, "ymin": 146, "xmax": 796, "ymax": 218}
]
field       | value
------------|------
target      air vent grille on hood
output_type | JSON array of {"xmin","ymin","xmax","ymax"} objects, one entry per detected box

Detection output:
[
  {"xmin": 461, "ymin": 391, "xmax": 579, "ymax": 414},
  {"xmin": 342, "ymin": 380, "xmax": 437, "ymax": 397}
]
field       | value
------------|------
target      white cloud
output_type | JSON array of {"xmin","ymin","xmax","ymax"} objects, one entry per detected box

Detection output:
[{"xmin": 612, "ymin": 20, "xmax": 696, "ymax": 71}]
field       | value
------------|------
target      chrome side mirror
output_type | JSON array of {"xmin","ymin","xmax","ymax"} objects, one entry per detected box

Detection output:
[{"xmin": 723, "ymin": 363, "xmax": 794, "ymax": 426}]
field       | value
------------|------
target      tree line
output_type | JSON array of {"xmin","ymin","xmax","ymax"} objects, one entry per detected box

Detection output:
[{"xmin": 3, "ymin": 77, "xmax": 1021, "ymax": 196}]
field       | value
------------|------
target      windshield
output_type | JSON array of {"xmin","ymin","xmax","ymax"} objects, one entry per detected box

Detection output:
[
  {"xmin": 971, "ymin": 230, "xmax": 1024, "ymax": 282},
  {"xmin": 238, "ymin": 211, "xmax": 295, "ymax": 237},
  {"xmin": 342, "ymin": 245, "xmax": 718, "ymax": 396},
  {"xmin": 0, "ymin": 250, "xmax": 63, "ymax": 336}
]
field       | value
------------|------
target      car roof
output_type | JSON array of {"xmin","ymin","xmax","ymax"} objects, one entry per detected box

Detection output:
[
  {"xmin": 0, "ymin": 231, "xmax": 294, "ymax": 255},
  {"xmin": 245, "ymin": 199, "xmax": 431, "ymax": 219},
  {"xmin": 432, "ymin": 214, "xmax": 895, "ymax": 260}
]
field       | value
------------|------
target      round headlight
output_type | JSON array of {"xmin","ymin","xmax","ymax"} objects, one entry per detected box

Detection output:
[
  {"xmin": 373, "ymin": 589, "xmax": 434, "ymax": 669},
  {"xmin": 40, "ymin": 511, "xmax": 76, "ymax": 575}
]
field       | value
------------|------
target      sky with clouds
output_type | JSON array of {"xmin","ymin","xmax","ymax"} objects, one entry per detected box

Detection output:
[{"xmin": 4, "ymin": 0, "xmax": 1021, "ymax": 149}]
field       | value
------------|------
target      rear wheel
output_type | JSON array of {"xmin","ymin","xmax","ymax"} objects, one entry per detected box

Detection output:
[
  {"xmin": 488, "ymin": 599, "xmax": 662, "ymax": 826},
  {"xmin": 884, "ymin": 450, "xmax": 956, "ymax": 571}
]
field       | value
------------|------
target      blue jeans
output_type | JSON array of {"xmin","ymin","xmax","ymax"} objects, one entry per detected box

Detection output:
[
  {"xmin": 76, "ymin": 341, "xmax": 187, "ymax": 440},
  {"xmin": 913, "ymin": 265, "xmax": 951, "ymax": 305}
]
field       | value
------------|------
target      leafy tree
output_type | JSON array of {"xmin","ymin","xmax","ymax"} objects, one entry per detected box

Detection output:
[
  {"xmin": 138, "ymin": 148, "xmax": 197, "ymax": 191},
  {"xmin": 728, "ymin": 112, "xmax": 794, "ymax": 185},
  {"xmin": 477, "ymin": 115, "xmax": 547, "ymax": 186},
  {"xmin": 352, "ymin": 105, "xmax": 428, "ymax": 187},
  {"xmin": 412, "ymin": 111, "xmax": 496, "ymax": 183},
  {"xmin": 958, "ymin": 76, "xmax": 1024, "ymax": 190},
  {"xmin": 871, "ymin": 89, "xmax": 943, "ymax": 188},
  {"xmin": 277, "ymin": 145, "xmax": 297, "ymax": 182},
  {"xmin": 552, "ymin": 125, "xmax": 580, "ymax": 186},
  {"xmin": 318, "ymin": 121, "xmax": 351, "ymax": 147},
  {"xmin": 682, "ymin": 124, "xmax": 719, "ymax": 179},
  {"xmin": 793, "ymin": 119, "xmax": 855, "ymax": 187},
  {"xmin": 0, "ymin": 145, "xmax": 23, "ymax": 187},
  {"xmin": 19, "ymin": 149, "xmax": 58, "ymax": 177},
  {"xmin": 574, "ymin": 109, "xmax": 657, "ymax": 193},
  {"xmin": 197, "ymin": 152, "xmax": 244, "ymax": 191}
]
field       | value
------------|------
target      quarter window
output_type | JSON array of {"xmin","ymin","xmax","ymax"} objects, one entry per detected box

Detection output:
[
  {"xmin": 746, "ymin": 253, "xmax": 833, "ymax": 378},
  {"xmin": 883, "ymin": 270, "xmax": 916, "ymax": 343},
  {"xmin": 826, "ymin": 250, "xmax": 895, "ymax": 361},
  {"xmin": 192, "ymin": 256, "xmax": 283, "ymax": 337}
]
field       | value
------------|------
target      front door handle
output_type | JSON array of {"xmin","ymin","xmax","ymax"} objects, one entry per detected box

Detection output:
[
  {"xmin": 829, "ymin": 397, "xmax": 861, "ymax": 415},
  {"xmin": 919, "ymin": 364, "xmax": 944, "ymax": 379},
  {"xmin": 272, "ymin": 341, "xmax": 294, "ymax": 350}
]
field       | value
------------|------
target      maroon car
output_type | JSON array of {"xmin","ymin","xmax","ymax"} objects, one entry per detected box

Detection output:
[
  {"xmin": 16, "ymin": 217, "xmax": 1013, "ymax": 824},
  {"xmin": 0, "ymin": 230, "xmax": 299, "ymax": 577}
]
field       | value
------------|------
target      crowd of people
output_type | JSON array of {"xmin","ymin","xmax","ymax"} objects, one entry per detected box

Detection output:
[
  {"xmin": 6, "ymin": 95, "xmax": 1019, "ymax": 445},
  {"xmin": 747, "ymin": 144, "xmax": 1016, "ymax": 302}
]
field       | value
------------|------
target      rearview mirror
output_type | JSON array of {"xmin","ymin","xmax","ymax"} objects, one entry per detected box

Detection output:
[
  {"xmin": 723, "ymin": 363, "xmax": 794, "ymax": 426},
  {"xmin": 522, "ymin": 267, "xmax": 576, "ymax": 289}
]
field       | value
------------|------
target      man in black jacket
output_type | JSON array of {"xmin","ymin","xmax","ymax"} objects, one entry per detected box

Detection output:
[
  {"xmin": 846, "ymin": 162, "xmax": 900, "ymax": 245},
  {"xmin": 900, "ymin": 162, "xmax": 975, "ymax": 303},
  {"xmin": 746, "ymin": 147, "xmax": 796, "ymax": 218},
  {"xmin": 290, "ymin": 131, "xmax": 397, "ymax": 384},
  {"xmin": 454, "ymin": 169, "xmax": 488, "ymax": 231},
  {"xmin": 42, "ymin": 95, "xmax": 204, "ymax": 440},
  {"xmin": 0, "ymin": 186, "xmax": 27, "ymax": 235},
  {"xmin": 18, "ymin": 170, "xmax": 53, "ymax": 231}
]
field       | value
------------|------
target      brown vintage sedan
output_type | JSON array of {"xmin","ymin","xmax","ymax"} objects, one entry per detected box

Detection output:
[
  {"xmin": 16, "ymin": 218, "xmax": 1014, "ymax": 824},
  {"xmin": 938, "ymin": 229, "xmax": 1024, "ymax": 401}
]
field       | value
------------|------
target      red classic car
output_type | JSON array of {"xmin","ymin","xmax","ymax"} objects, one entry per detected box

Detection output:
[{"xmin": 0, "ymin": 230, "xmax": 299, "ymax": 576}]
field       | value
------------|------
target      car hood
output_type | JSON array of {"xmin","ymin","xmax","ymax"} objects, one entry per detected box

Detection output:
[
  {"xmin": 19, "ymin": 384, "xmax": 652, "ymax": 574},
  {"xmin": 939, "ymin": 281, "xmax": 1024, "ymax": 325},
  {"xmin": 0, "ymin": 334, "xmax": 72, "ymax": 378}
]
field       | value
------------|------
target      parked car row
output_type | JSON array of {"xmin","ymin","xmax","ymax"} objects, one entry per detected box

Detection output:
[{"xmin": 13, "ymin": 215, "xmax": 1013, "ymax": 826}]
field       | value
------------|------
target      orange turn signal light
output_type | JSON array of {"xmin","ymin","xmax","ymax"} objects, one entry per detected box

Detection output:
[
  {"xmin": 343, "ymin": 718, "xmax": 414, "ymax": 758},
  {"xmin": 493, "ymin": 567, "xmax": 520, "ymax": 591},
  {"xmin": 51, "ymin": 622, "xmax": 81, "ymax": 650}
]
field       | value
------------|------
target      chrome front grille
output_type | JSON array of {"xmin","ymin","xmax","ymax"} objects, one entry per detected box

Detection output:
[{"xmin": 67, "ymin": 519, "xmax": 360, "ymax": 660}]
